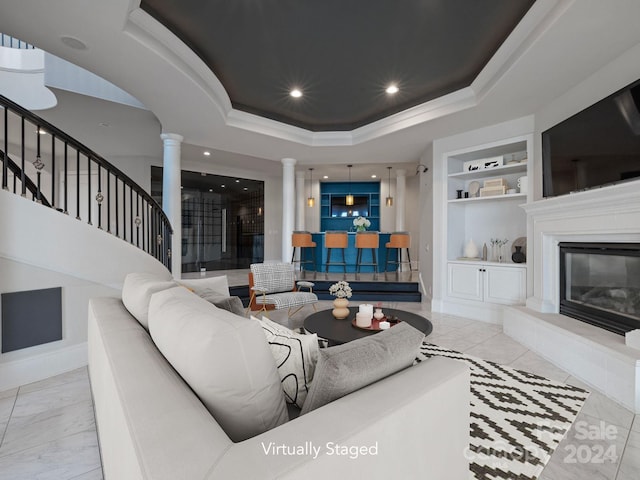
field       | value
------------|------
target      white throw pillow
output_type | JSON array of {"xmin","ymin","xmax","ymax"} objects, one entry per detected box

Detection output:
[
  {"xmin": 178, "ymin": 275, "xmax": 230, "ymax": 297},
  {"xmin": 253, "ymin": 315, "xmax": 318, "ymax": 409},
  {"xmin": 148, "ymin": 287, "xmax": 288, "ymax": 442},
  {"xmin": 121, "ymin": 272, "xmax": 176, "ymax": 330}
]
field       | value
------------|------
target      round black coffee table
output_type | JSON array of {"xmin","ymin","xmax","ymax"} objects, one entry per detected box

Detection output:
[{"xmin": 304, "ymin": 307, "xmax": 432, "ymax": 346}]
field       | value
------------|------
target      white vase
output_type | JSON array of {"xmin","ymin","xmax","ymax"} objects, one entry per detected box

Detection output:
[{"xmin": 464, "ymin": 238, "xmax": 479, "ymax": 258}]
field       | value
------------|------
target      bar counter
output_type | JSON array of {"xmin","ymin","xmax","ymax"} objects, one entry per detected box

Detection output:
[{"xmin": 303, "ymin": 232, "xmax": 397, "ymax": 273}]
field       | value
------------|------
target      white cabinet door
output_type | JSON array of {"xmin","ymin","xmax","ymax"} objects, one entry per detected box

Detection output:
[
  {"xmin": 448, "ymin": 263, "xmax": 483, "ymax": 301},
  {"xmin": 484, "ymin": 265, "xmax": 526, "ymax": 305}
]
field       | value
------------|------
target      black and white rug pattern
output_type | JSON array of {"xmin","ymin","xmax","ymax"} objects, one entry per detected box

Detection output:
[{"xmin": 416, "ymin": 343, "xmax": 590, "ymax": 480}]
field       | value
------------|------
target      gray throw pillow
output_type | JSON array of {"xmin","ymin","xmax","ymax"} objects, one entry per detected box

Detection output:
[
  {"xmin": 205, "ymin": 294, "xmax": 246, "ymax": 317},
  {"xmin": 300, "ymin": 322, "xmax": 425, "ymax": 415}
]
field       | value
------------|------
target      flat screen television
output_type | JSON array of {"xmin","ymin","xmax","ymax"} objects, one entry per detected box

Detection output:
[
  {"xmin": 330, "ymin": 195, "xmax": 368, "ymax": 217},
  {"xmin": 542, "ymin": 78, "xmax": 640, "ymax": 197}
]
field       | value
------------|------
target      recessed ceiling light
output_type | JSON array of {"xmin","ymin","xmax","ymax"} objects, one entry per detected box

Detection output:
[
  {"xmin": 243, "ymin": 187, "xmax": 248, "ymax": 191},
  {"xmin": 98, "ymin": 122, "xmax": 110, "ymax": 128},
  {"xmin": 60, "ymin": 36, "xmax": 87, "ymax": 50},
  {"xmin": 290, "ymin": 89, "xmax": 302, "ymax": 98},
  {"xmin": 203, "ymin": 151, "xmax": 211, "ymax": 156},
  {"xmin": 221, "ymin": 184, "xmax": 226, "ymax": 188},
  {"xmin": 371, "ymin": 174, "xmax": 377, "ymax": 178},
  {"xmin": 209, "ymin": 188, "xmax": 213, "ymax": 192},
  {"xmin": 235, "ymin": 179, "xmax": 240, "ymax": 183},
  {"xmin": 323, "ymin": 175, "xmax": 328, "ymax": 179},
  {"xmin": 386, "ymin": 84, "xmax": 399, "ymax": 94}
]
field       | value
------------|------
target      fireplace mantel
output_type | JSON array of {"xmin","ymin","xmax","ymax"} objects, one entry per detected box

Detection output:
[
  {"xmin": 522, "ymin": 181, "xmax": 640, "ymax": 314},
  {"xmin": 505, "ymin": 181, "xmax": 640, "ymax": 413}
]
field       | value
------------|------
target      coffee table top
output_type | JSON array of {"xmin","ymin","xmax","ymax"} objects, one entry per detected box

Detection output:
[{"xmin": 304, "ymin": 307, "xmax": 432, "ymax": 345}]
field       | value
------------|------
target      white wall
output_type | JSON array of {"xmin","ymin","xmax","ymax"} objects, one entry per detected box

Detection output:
[
  {"xmin": 0, "ymin": 188, "xmax": 170, "ymax": 390},
  {"xmin": 419, "ymin": 147, "xmax": 434, "ymax": 303}
]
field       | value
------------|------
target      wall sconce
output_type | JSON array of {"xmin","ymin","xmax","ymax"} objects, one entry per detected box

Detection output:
[
  {"xmin": 346, "ymin": 164, "xmax": 354, "ymax": 205},
  {"xmin": 385, "ymin": 166, "xmax": 393, "ymax": 206},
  {"xmin": 307, "ymin": 168, "xmax": 315, "ymax": 207}
]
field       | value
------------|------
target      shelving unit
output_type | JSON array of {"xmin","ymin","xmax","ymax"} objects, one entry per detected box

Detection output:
[
  {"xmin": 320, "ymin": 182, "xmax": 380, "ymax": 232},
  {"xmin": 438, "ymin": 133, "xmax": 532, "ymax": 319}
]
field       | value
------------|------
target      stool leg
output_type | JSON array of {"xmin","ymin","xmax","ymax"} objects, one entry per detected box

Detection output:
[
  {"xmin": 291, "ymin": 247, "xmax": 296, "ymax": 264},
  {"xmin": 356, "ymin": 249, "xmax": 361, "ymax": 273},
  {"xmin": 406, "ymin": 248, "xmax": 412, "ymax": 271},
  {"xmin": 326, "ymin": 248, "xmax": 332, "ymax": 273},
  {"xmin": 372, "ymin": 248, "xmax": 377, "ymax": 273},
  {"xmin": 311, "ymin": 248, "xmax": 316, "ymax": 272},
  {"xmin": 341, "ymin": 248, "xmax": 346, "ymax": 273}
]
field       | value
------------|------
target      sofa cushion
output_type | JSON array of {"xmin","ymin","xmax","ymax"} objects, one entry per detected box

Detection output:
[
  {"xmin": 148, "ymin": 287, "xmax": 288, "ymax": 442},
  {"xmin": 300, "ymin": 322, "xmax": 425, "ymax": 415},
  {"xmin": 121, "ymin": 272, "xmax": 176, "ymax": 330},
  {"xmin": 208, "ymin": 295, "xmax": 246, "ymax": 317},
  {"xmin": 253, "ymin": 316, "xmax": 318, "ymax": 408},
  {"xmin": 178, "ymin": 275, "xmax": 230, "ymax": 297}
]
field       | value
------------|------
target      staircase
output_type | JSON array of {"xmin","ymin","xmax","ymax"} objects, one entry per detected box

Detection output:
[{"xmin": 0, "ymin": 94, "xmax": 172, "ymax": 269}]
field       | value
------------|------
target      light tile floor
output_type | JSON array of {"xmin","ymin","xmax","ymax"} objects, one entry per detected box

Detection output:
[{"xmin": 0, "ymin": 300, "xmax": 637, "ymax": 480}]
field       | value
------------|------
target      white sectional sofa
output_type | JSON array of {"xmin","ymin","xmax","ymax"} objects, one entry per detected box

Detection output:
[{"xmin": 88, "ymin": 276, "xmax": 470, "ymax": 480}]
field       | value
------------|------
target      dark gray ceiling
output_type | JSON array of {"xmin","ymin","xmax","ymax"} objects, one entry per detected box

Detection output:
[{"xmin": 141, "ymin": 0, "xmax": 535, "ymax": 131}]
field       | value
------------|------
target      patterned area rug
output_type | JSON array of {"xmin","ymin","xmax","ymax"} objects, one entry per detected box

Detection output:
[{"xmin": 416, "ymin": 343, "xmax": 590, "ymax": 480}]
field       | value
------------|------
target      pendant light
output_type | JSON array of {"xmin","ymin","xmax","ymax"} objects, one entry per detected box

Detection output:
[
  {"xmin": 307, "ymin": 168, "xmax": 315, "ymax": 207},
  {"xmin": 386, "ymin": 166, "xmax": 394, "ymax": 206},
  {"xmin": 345, "ymin": 164, "xmax": 354, "ymax": 206}
]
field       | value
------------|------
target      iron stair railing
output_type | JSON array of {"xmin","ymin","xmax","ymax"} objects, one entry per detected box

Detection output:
[{"xmin": 0, "ymin": 94, "xmax": 172, "ymax": 271}]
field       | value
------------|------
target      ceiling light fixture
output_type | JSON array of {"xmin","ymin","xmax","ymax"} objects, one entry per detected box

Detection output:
[
  {"xmin": 323, "ymin": 175, "xmax": 328, "ymax": 179},
  {"xmin": 386, "ymin": 84, "xmax": 399, "ymax": 94},
  {"xmin": 386, "ymin": 166, "xmax": 394, "ymax": 207},
  {"xmin": 290, "ymin": 89, "xmax": 302, "ymax": 98},
  {"xmin": 307, "ymin": 168, "xmax": 315, "ymax": 207},
  {"xmin": 203, "ymin": 151, "xmax": 211, "ymax": 156},
  {"xmin": 371, "ymin": 174, "xmax": 377, "ymax": 178},
  {"xmin": 346, "ymin": 165, "xmax": 354, "ymax": 206}
]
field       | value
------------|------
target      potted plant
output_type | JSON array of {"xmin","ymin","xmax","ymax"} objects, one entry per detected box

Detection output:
[{"xmin": 328, "ymin": 280, "xmax": 352, "ymax": 319}]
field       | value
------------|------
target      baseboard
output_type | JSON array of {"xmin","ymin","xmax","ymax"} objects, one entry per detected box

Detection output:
[
  {"xmin": 440, "ymin": 299, "xmax": 505, "ymax": 324},
  {"xmin": 0, "ymin": 342, "xmax": 88, "ymax": 391}
]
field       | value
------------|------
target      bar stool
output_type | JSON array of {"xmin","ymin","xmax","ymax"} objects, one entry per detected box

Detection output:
[
  {"xmin": 355, "ymin": 231, "xmax": 379, "ymax": 273},
  {"xmin": 385, "ymin": 232, "xmax": 413, "ymax": 272},
  {"xmin": 291, "ymin": 231, "xmax": 316, "ymax": 271},
  {"xmin": 324, "ymin": 231, "xmax": 348, "ymax": 273}
]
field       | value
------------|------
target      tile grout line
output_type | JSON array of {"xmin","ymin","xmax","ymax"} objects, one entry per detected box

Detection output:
[
  {"xmin": 0, "ymin": 387, "xmax": 20, "ymax": 450},
  {"xmin": 614, "ymin": 423, "xmax": 633, "ymax": 480}
]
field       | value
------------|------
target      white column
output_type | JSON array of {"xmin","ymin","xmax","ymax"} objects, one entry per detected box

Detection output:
[
  {"xmin": 395, "ymin": 169, "xmax": 406, "ymax": 232},
  {"xmin": 282, "ymin": 158, "xmax": 297, "ymax": 263},
  {"xmin": 295, "ymin": 170, "xmax": 306, "ymax": 231},
  {"xmin": 161, "ymin": 133, "xmax": 183, "ymax": 278}
]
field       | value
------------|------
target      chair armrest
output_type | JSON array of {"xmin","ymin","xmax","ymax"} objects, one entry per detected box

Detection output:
[
  {"xmin": 209, "ymin": 357, "xmax": 470, "ymax": 480},
  {"xmin": 251, "ymin": 286, "xmax": 267, "ymax": 294}
]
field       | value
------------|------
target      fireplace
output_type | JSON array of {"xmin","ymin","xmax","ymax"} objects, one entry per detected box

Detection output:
[{"xmin": 559, "ymin": 242, "xmax": 640, "ymax": 335}]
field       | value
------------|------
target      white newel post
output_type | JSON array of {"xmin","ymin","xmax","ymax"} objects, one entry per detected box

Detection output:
[
  {"xmin": 282, "ymin": 158, "xmax": 297, "ymax": 263},
  {"xmin": 395, "ymin": 169, "xmax": 406, "ymax": 232},
  {"xmin": 161, "ymin": 133, "xmax": 183, "ymax": 279}
]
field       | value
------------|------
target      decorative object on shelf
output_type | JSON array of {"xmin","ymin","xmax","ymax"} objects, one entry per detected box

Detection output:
[
  {"xmin": 464, "ymin": 192, "xmax": 469, "ymax": 198},
  {"xmin": 468, "ymin": 181, "xmax": 480, "ymax": 198},
  {"xmin": 353, "ymin": 216, "xmax": 371, "ymax": 232},
  {"xmin": 463, "ymin": 155, "xmax": 504, "ymax": 172},
  {"xmin": 464, "ymin": 238, "xmax": 479, "ymax": 258},
  {"xmin": 482, "ymin": 243, "xmax": 488, "ymax": 261},
  {"xmin": 480, "ymin": 185, "xmax": 507, "ymax": 197},
  {"xmin": 511, "ymin": 237, "xmax": 527, "ymax": 259},
  {"xmin": 507, "ymin": 188, "xmax": 517, "ymax": 194},
  {"xmin": 512, "ymin": 246, "xmax": 526, "ymax": 263},
  {"xmin": 385, "ymin": 166, "xmax": 393, "ymax": 206},
  {"xmin": 490, "ymin": 238, "xmax": 509, "ymax": 262},
  {"xmin": 307, "ymin": 168, "xmax": 315, "ymax": 207},
  {"xmin": 346, "ymin": 165, "xmax": 354, "ymax": 206},
  {"xmin": 329, "ymin": 280, "xmax": 352, "ymax": 319},
  {"xmin": 484, "ymin": 178, "xmax": 507, "ymax": 188},
  {"xmin": 456, "ymin": 189, "xmax": 463, "ymax": 199},
  {"xmin": 517, "ymin": 176, "xmax": 528, "ymax": 194}
]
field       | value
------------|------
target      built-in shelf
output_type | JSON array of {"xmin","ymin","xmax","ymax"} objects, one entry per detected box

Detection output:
[
  {"xmin": 448, "ymin": 162, "xmax": 527, "ymax": 179},
  {"xmin": 449, "ymin": 259, "xmax": 527, "ymax": 267},
  {"xmin": 448, "ymin": 193, "xmax": 526, "ymax": 204}
]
